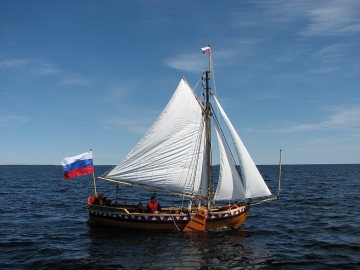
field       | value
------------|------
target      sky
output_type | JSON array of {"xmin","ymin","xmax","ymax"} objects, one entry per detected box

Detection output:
[{"xmin": 0, "ymin": 0, "xmax": 359, "ymax": 165}]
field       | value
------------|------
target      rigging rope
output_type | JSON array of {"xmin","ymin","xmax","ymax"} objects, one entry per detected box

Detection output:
[
  {"xmin": 170, "ymin": 212, "xmax": 181, "ymax": 231},
  {"xmin": 211, "ymin": 56, "xmax": 217, "ymax": 98},
  {"xmin": 211, "ymin": 104, "xmax": 238, "ymax": 167},
  {"xmin": 249, "ymin": 197, "xmax": 277, "ymax": 205},
  {"xmin": 192, "ymin": 77, "xmax": 202, "ymax": 97}
]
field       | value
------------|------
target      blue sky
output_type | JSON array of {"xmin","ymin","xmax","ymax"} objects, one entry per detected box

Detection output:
[{"xmin": 1, "ymin": 0, "xmax": 359, "ymax": 165}]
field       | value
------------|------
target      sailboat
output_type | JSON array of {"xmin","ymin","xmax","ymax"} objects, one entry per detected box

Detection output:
[{"xmin": 87, "ymin": 45, "xmax": 281, "ymax": 231}]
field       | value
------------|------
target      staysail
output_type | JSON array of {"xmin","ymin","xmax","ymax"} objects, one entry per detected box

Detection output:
[
  {"xmin": 105, "ymin": 78, "xmax": 207, "ymax": 197},
  {"xmin": 214, "ymin": 119, "xmax": 246, "ymax": 200},
  {"xmin": 213, "ymin": 96, "xmax": 272, "ymax": 199}
]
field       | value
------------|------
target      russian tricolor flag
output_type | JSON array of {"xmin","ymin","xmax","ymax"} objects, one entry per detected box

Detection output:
[
  {"xmin": 201, "ymin": 46, "xmax": 211, "ymax": 55},
  {"xmin": 61, "ymin": 151, "xmax": 94, "ymax": 180}
]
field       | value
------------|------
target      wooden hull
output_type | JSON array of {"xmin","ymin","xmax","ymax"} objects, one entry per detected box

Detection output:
[{"xmin": 87, "ymin": 204, "xmax": 250, "ymax": 231}]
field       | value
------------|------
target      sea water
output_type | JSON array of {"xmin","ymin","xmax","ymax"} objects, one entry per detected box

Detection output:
[{"xmin": 0, "ymin": 164, "xmax": 359, "ymax": 269}]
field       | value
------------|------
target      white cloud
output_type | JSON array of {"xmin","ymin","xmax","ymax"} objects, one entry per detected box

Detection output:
[
  {"xmin": 298, "ymin": 0, "xmax": 360, "ymax": 36},
  {"xmin": 60, "ymin": 75, "xmax": 91, "ymax": 86},
  {"xmin": 230, "ymin": 1, "xmax": 360, "ymax": 37},
  {"xmin": 325, "ymin": 107, "xmax": 360, "ymax": 127},
  {"xmin": 309, "ymin": 66, "xmax": 339, "ymax": 74},
  {"xmin": 279, "ymin": 106, "xmax": 360, "ymax": 132},
  {"xmin": 33, "ymin": 65, "xmax": 61, "ymax": 76},
  {"xmin": 0, "ymin": 115, "xmax": 29, "ymax": 126},
  {"xmin": 163, "ymin": 53, "xmax": 206, "ymax": 73},
  {"xmin": 0, "ymin": 58, "xmax": 92, "ymax": 85},
  {"xmin": 0, "ymin": 59, "xmax": 30, "ymax": 69},
  {"xmin": 0, "ymin": 58, "xmax": 60, "ymax": 75},
  {"xmin": 316, "ymin": 44, "xmax": 348, "ymax": 62}
]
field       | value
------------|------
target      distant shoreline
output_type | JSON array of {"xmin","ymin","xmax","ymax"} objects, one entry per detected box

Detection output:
[{"xmin": 0, "ymin": 164, "xmax": 358, "ymax": 167}]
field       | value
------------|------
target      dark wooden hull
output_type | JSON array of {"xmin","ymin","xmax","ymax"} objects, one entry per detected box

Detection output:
[{"xmin": 87, "ymin": 204, "xmax": 250, "ymax": 231}]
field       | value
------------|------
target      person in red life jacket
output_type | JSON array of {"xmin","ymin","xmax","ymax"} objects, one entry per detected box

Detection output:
[
  {"xmin": 135, "ymin": 202, "xmax": 145, "ymax": 213},
  {"xmin": 147, "ymin": 195, "xmax": 161, "ymax": 214},
  {"xmin": 88, "ymin": 195, "xmax": 97, "ymax": 205}
]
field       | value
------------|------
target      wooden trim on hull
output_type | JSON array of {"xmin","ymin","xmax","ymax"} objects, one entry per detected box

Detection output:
[{"xmin": 87, "ymin": 204, "xmax": 250, "ymax": 231}]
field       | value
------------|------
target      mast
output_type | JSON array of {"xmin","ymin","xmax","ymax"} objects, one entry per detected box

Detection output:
[
  {"xmin": 204, "ymin": 45, "xmax": 212, "ymax": 211},
  {"xmin": 277, "ymin": 149, "xmax": 282, "ymax": 199}
]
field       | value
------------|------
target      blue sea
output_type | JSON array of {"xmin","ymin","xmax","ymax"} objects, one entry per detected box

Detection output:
[{"xmin": 0, "ymin": 164, "xmax": 359, "ymax": 269}]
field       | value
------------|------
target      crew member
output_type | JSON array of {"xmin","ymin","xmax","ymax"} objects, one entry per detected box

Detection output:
[
  {"xmin": 135, "ymin": 202, "xmax": 145, "ymax": 213},
  {"xmin": 97, "ymin": 194, "xmax": 112, "ymax": 206},
  {"xmin": 147, "ymin": 196, "xmax": 161, "ymax": 214}
]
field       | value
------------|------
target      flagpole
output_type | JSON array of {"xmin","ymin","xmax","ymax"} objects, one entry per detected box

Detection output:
[
  {"xmin": 277, "ymin": 149, "xmax": 282, "ymax": 199},
  {"xmin": 208, "ymin": 44, "xmax": 211, "ymax": 78},
  {"xmin": 90, "ymin": 149, "xmax": 97, "ymax": 196},
  {"xmin": 92, "ymin": 173, "xmax": 97, "ymax": 195}
]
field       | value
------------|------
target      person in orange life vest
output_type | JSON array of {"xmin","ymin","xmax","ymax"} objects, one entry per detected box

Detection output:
[
  {"xmin": 147, "ymin": 196, "xmax": 161, "ymax": 214},
  {"xmin": 87, "ymin": 195, "xmax": 97, "ymax": 205},
  {"xmin": 135, "ymin": 202, "xmax": 145, "ymax": 213}
]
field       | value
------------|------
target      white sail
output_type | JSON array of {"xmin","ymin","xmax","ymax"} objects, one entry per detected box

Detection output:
[
  {"xmin": 213, "ymin": 96, "xmax": 272, "ymax": 199},
  {"xmin": 106, "ymin": 78, "xmax": 206, "ymax": 196},
  {"xmin": 214, "ymin": 120, "xmax": 246, "ymax": 201}
]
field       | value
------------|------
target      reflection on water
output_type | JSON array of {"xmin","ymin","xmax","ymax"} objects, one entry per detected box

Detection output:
[{"xmin": 85, "ymin": 223, "xmax": 268, "ymax": 269}]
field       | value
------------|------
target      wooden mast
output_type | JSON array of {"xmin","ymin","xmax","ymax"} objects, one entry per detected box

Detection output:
[{"xmin": 205, "ymin": 45, "xmax": 212, "ymax": 211}]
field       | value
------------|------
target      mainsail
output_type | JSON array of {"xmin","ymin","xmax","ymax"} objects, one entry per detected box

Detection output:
[{"xmin": 105, "ymin": 78, "xmax": 207, "ymax": 197}]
